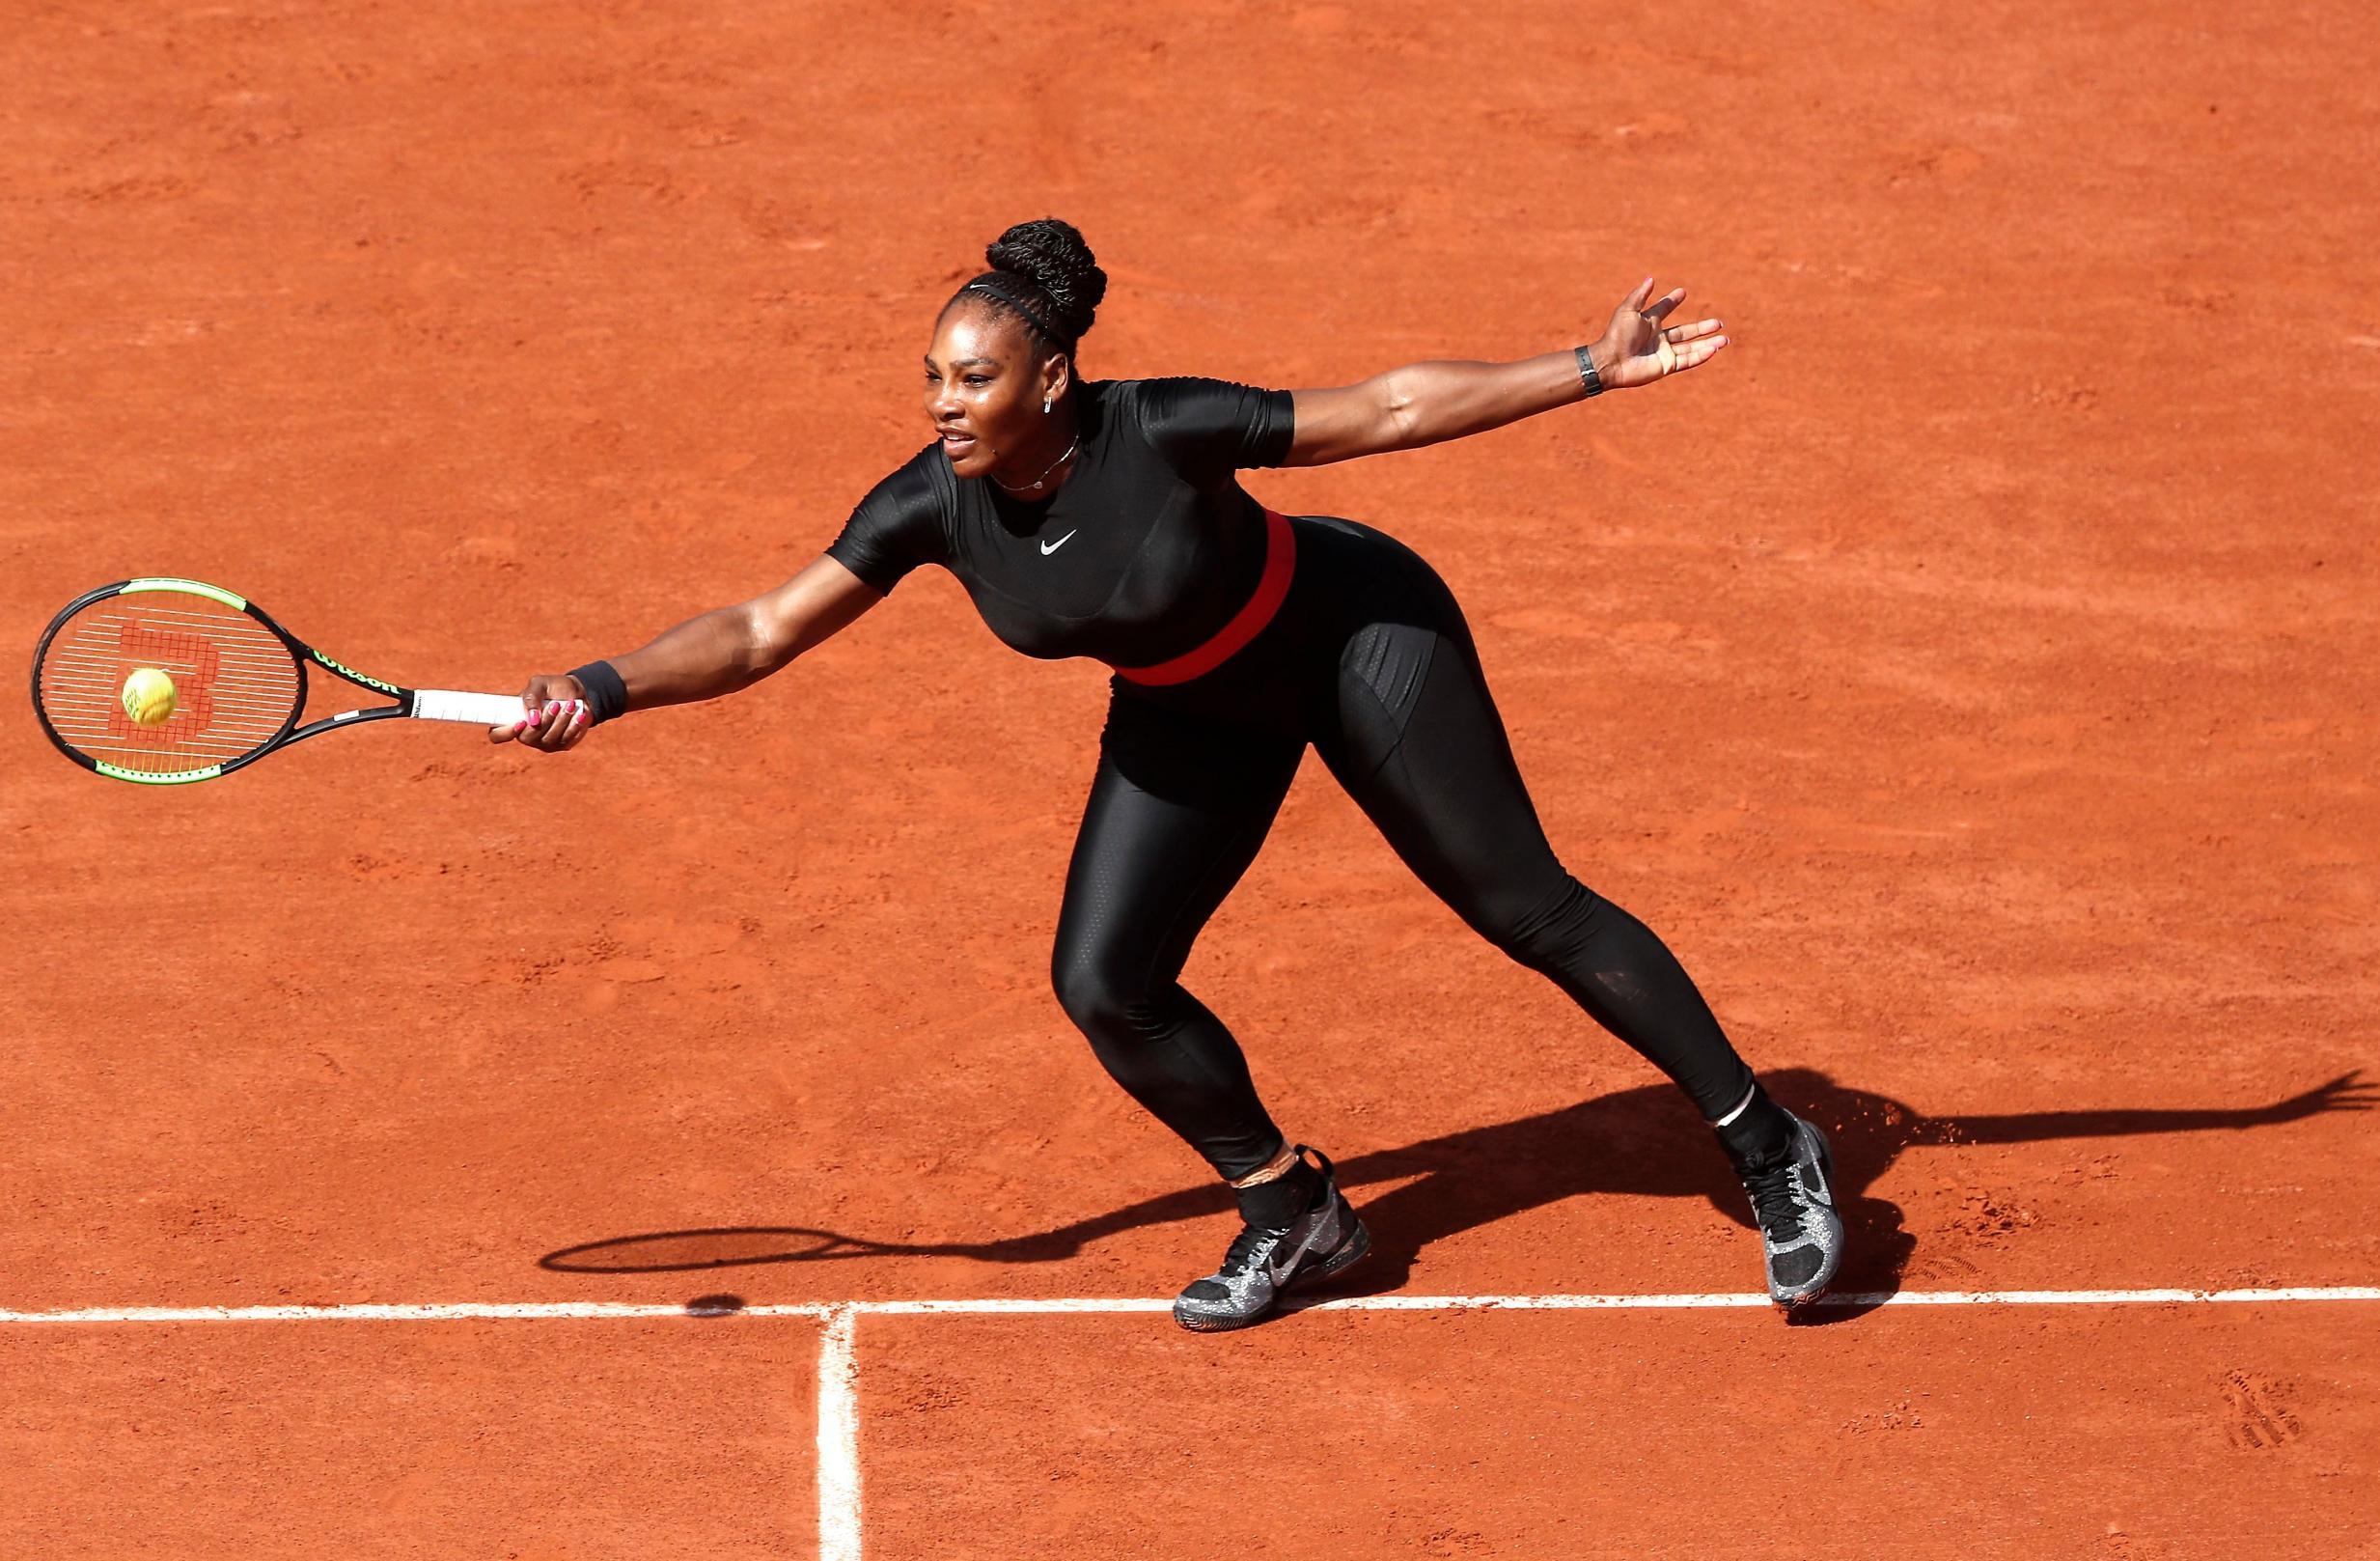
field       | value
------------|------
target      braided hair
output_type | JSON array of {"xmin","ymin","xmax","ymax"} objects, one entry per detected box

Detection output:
[{"xmin": 950, "ymin": 218, "xmax": 1108, "ymax": 358}]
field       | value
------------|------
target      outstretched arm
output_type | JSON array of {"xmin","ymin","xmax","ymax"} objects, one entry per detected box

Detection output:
[
  {"xmin": 495, "ymin": 554, "xmax": 884, "ymax": 751},
  {"xmin": 1283, "ymin": 278, "xmax": 1728, "ymax": 468}
]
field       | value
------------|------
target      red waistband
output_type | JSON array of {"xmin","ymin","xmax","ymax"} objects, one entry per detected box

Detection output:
[{"xmin": 1111, "ymin": 508, "xmax": 1297, "ymax": 687}]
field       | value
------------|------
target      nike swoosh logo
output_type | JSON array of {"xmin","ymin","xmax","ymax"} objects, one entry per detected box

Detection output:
[
  {"xmin": 1039, "ymin": 530, "xmax": 1077, "ymax": 555},
  {"xmin": 1266, "ymin": 1210, "xmax": 1330, "ymax": 1284}
]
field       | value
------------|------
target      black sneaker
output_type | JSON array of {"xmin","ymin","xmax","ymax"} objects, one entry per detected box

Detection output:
[
  {"xmin": 1737, "ymin": 1115, "xmax": 1844, "ymax": 1306},
  {"xmin": 1172, "ymin": 1147, "xmax": 1370, "ymax": 1332}
]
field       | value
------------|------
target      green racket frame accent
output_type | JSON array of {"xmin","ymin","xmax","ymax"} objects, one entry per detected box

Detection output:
[
  {"xmin": 122, "ymin": 577, "xmax": 248, "ymax": 610},
  {"xmin": 94, "ymin": 760, "xmax": 226, "ymax": 786}
]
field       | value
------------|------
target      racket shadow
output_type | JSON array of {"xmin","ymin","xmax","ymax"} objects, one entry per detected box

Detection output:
[{"xmin": 539, "ymin": 1068, "xmax": 2371, "ymax": 1293}]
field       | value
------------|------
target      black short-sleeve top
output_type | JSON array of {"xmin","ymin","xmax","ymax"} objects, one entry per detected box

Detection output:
[{"xmin": 824, "ymin": 376, "xmax": 1294, "ymax": 668}]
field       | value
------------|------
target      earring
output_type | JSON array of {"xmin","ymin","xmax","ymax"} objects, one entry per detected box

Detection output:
[{"xmin": 1043, "ymin": 394, "xmax": 1054, "ymax": 414}]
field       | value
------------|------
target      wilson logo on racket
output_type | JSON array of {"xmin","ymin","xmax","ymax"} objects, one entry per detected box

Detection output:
[
  {"xmin": 31, "ymin": 576, "xmax": 527, "ymax": 786},
  {"xmin": 307, "ymin": 651, "xmax": 401, "ymax": 698}
]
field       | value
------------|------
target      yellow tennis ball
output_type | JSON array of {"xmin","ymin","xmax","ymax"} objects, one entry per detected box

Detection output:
[{"xmin": 122, "ymin": 666, "xmax": 178, "ymax": 726}]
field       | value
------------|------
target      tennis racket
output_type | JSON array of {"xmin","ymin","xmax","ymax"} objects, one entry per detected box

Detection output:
[{"xmin": 31, "ymin": 576, "xmax": 526, "ymax": 786}]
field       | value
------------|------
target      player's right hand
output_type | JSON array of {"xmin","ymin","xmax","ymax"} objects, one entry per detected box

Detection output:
[{"xmin": 491, "ymin": 673, "xmax": 591, "ymax": 752}]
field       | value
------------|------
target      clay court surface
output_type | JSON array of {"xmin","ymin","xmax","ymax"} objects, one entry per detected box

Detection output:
[{"xmin": 5, "ymin": 1, "xmax": 2377, "ymax": 1555}]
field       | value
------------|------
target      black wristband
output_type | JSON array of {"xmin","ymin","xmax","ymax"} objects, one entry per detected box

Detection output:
[
  {"xmin": 567, "ymin": 659, "xmax": 629, "ymax": 725},
  {"xmin": 1573, "ymin": 345, "xmax": 1605, "ymax": 398}
]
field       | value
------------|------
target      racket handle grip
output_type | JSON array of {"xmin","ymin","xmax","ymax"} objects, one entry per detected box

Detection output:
[{"xmin": 412, "ymin": 689, "xmax": 531, "ymax": 725}]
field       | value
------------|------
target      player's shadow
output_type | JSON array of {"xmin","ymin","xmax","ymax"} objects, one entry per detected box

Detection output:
[{"xmin": 540, "ymin": 1069, "xmax": 2371, "ymax": 1301}]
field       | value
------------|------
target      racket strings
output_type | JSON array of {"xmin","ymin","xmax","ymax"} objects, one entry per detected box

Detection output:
[{"xmin": 37, "ymin": 593, "xmax": 301, "ymax": 775}]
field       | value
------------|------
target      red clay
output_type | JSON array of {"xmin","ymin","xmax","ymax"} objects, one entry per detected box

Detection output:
[
  {"xmin": 0, "ymin": 1318, "xmax": 817, "ymax": 1558},
  {"xmin": 4, "ymin": 0, "xmax": 2376, "ymax": 1554},
  {"xmin": 862, "ymin": 1307, "xmax": 2379, "ymax": 1559}
]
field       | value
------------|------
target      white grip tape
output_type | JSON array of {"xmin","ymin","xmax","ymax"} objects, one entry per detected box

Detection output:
[{"xmin": 412, "ymin": 689, "xmax": 532, "ymax": 725}]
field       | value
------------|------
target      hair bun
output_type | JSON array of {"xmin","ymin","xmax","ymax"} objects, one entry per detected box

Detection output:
[{"xmin": 985, "ymin": 218, "xmax": 1107, "ymax": 344}]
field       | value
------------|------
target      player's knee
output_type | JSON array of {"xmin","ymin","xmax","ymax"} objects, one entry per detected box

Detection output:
[
  {"xmin": 1050, "ymin": 946, "xmax": 1142, "ymax": 1038},
  {"xmin": 1478, "ymin": 874, "xmax": 1605, "ymax": 969}
]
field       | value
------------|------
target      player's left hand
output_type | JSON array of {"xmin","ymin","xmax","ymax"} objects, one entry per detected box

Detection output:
[{"xmin": 1591, "ymin": 278, "xmax": 1729, "ymax": 390}]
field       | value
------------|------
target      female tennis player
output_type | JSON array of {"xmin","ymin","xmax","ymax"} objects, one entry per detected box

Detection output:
[{"xmin": 501, "ymin": 219, "xmax": 1842, "ymax": 1329}]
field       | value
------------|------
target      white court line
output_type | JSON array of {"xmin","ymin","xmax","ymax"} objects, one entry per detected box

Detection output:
[
  {"xmin": 7, "ymin": 1287, "xmax": 2375, "ymax": 1561},
  {"xmin": 0, "ymin": 1301, "xmax": 831, "ymax": 1324},
  {"xmin": 5, "ymin": 1286, "xmax": 2376, "ymax": 1324},
  {"xmin": 816, "ymin": 1306, "xmax": 862, "ymax": 1561},
  {"xmin": 1295, "ymin": 1286, "xmax": 2380, "ymax": 1310}
]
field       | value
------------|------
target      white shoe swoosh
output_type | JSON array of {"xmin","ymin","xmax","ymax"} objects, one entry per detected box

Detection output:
[
  {"xmin": 1267, "ymin": 1211, "xmax": 1331, "ymax": 1285},
  {"xmin": 1039, "ymin": 530, "xmax": 1076, "ymax": 555}
]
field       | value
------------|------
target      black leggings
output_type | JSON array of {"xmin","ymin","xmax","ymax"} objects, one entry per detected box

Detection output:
[{"xmin": 1050, "ymin": 515, "xmax": 1756, "ymax": 1180}]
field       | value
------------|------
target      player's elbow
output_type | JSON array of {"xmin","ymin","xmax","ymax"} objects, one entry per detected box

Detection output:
[
  {"xmin": 1376, "ymin": 370, "xmax": 1425, "ymax": 451},
  {"xmin": 736, "ymin": 602, "xmax": 796, "ymax": 680}
]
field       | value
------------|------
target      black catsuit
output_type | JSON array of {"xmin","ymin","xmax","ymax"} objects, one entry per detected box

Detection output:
[{"xmin": 828, "ymin": 376, "xmax": 1757, "ymax": 1180}]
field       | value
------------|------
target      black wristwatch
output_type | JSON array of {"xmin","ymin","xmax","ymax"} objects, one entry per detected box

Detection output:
[{"xmin": 1574, "ymin": 344, "xmax": 1606, "ymax": 398}]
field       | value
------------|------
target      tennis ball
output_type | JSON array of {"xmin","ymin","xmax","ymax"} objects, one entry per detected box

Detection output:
[{"xmin": 122, "ymin": 666, "xmax": 178, "ymax": 726}]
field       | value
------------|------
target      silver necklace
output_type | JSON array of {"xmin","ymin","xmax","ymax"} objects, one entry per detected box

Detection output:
[{"xmin": 993, "ymin": 434, "xmax": 1080, "ymax": 496}]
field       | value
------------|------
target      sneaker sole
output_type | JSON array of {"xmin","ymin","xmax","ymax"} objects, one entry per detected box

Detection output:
[{"xmin": 1173, "ymin": 1216, "xmax": 1372, "ymax": 1334}]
